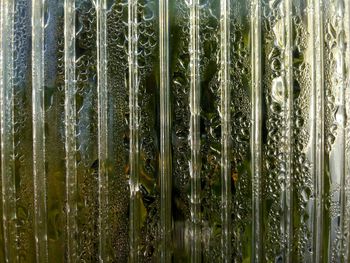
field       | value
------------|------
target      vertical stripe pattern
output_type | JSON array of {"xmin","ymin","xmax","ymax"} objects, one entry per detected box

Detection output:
[
  {"xmin": 189, "ymin": 0, "xmax": 201, "ymax": 262},
  {"xmin": 283, "ymin": 0, "xmax": 294, "ymax": 260},
  {"xmin": 159, "ymin": 0, "xmax": 172, "ymax": 261},
  {"xmin": 0, "ymin": 1, "xmax": 349, "ymax": 262},
  {"xmin": 251, "ymin": 0, "xmax": 262, "ymax": 261},
  {"xmin": 220, "ymin": 0, "xmax": 231, "ymax": 261},
  {"xmin": 128, "ymin": 0, "xmax": 140, "ymax": 261},
  {"xmin": 96, "ymin": 0, "xmax": 109, "ymax": 261},
  {"xmin": 310, "ymin": 0, "xmax": 325, "ymax": 261},
  {"xmin": 0, "ymin": 0, "xmax": 17, "ymax": 261},
  {"xmin": 335, "ymin": 0, "xmax": 347, "ymax": 261},
  {"xmin": 64, "ymin": 0, "xmax": 78, "ymax": 261},
  {"xmin": 32, "ymin": 0, "xmax": 48, "ymax": 261}
]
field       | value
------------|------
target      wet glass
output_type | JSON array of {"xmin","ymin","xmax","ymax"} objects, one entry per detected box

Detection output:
[{"xmin": 0, "ymin": 0, "xmax": 350, "ymax": 262}]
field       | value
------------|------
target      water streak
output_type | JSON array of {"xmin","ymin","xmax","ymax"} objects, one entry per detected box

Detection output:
[
  {"xmin": 282, "ymin": 0, "xmax": 294, "ymax": 261},
  {"xmin": 309, "ymin": 0, "xmax": 325, "ymax": 261},
  {"xmin": 128, "ymin": 0, "xmax": 140, "ymax": 261},
  {"xmin": 251, "ymin": 0, "xmax": 262, "ymax": 261},
  {"xmin": 96, "ymin": 0, "xmax": 109, "ymax": 260},
  {"xmin": 159, "ymin": 0, "xmax": 172, "ymax": 261},
  {"xmin": 189, "ymin": 0, "xmax": 201, "ymax": 262},
  {"xmin": 220, "ymin": 0, "xmax": 231, "ymax": 261}
]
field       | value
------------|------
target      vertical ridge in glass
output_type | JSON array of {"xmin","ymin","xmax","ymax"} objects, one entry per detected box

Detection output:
[
  {"xmin": 159, "ymin": 0, "xmax": 172, "ymax": 261},
  {"xmin": 0, "ymin": 0, "xmax": 17, "ymax": 261},
  {"xmin": 251, "ymin": 0, "xmax": 263, "ymax": 261},
  {"xmin": 64, "ymin": 0, "xmax": 78, "ymax": 261},
  {"xmin": 32, "ymin": 0, "xmax": 48, "ymax": 260}
]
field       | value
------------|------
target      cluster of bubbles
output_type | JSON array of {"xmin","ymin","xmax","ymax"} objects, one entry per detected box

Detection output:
[
  {"xmin": 131, "ymin": 0, "xmax": 159, "ymax": 261},
  {"xmin": 172, "ymin": 0, "xmax": 192, "ymax": 228},
  {"xmin": 58, "ymin": 1, "xmax": 100, "ymax": 260},
  {"xmin": 262, "ymin": 2, "xmax": 285, "ymax": 260},
  {"xmin": 324, "ymin": 16, "xmax": 338, "ymax": 154},
  {"xmin": 229, "ymin": 4, "xmax": 252, "ymax": 261},
  {"xmin": 325, "ymin": 4, "xmax": 347, "ymax": 260},
  {"xmin": 106, "ymin": 1, "xmax": 130, "ymax": 262},
  {"xmin": 10, "ymin": 0, "xmax": 350, "ymax": 261},
  {"xmin": 290, "ymin": 14, "xmax": 312, "ymax": 261},
  {"xmin": 197, "ymin": 1, "xmax": 221, "ymax": 260}
]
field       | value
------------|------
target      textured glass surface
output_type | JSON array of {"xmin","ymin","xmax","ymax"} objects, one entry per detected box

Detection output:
[{"xmin": 0, "ymin": 0, "xmax": 350, "ymax": 262}]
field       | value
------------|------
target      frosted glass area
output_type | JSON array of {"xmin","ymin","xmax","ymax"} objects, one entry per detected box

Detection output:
[{"xmin": 0, "ymin": 0, "xmax": 350, "ymax": 262}]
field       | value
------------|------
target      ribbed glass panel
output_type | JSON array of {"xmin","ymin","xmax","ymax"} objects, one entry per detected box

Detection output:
[{"xmin": 0, "ymin": 0, "xmax": 349, "ymax": 262}]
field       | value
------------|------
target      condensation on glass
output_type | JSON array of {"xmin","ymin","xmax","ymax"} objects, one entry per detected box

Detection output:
[{"xmin": 0, "ymin": 0, "xmax": 350, "ymax": 262}]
